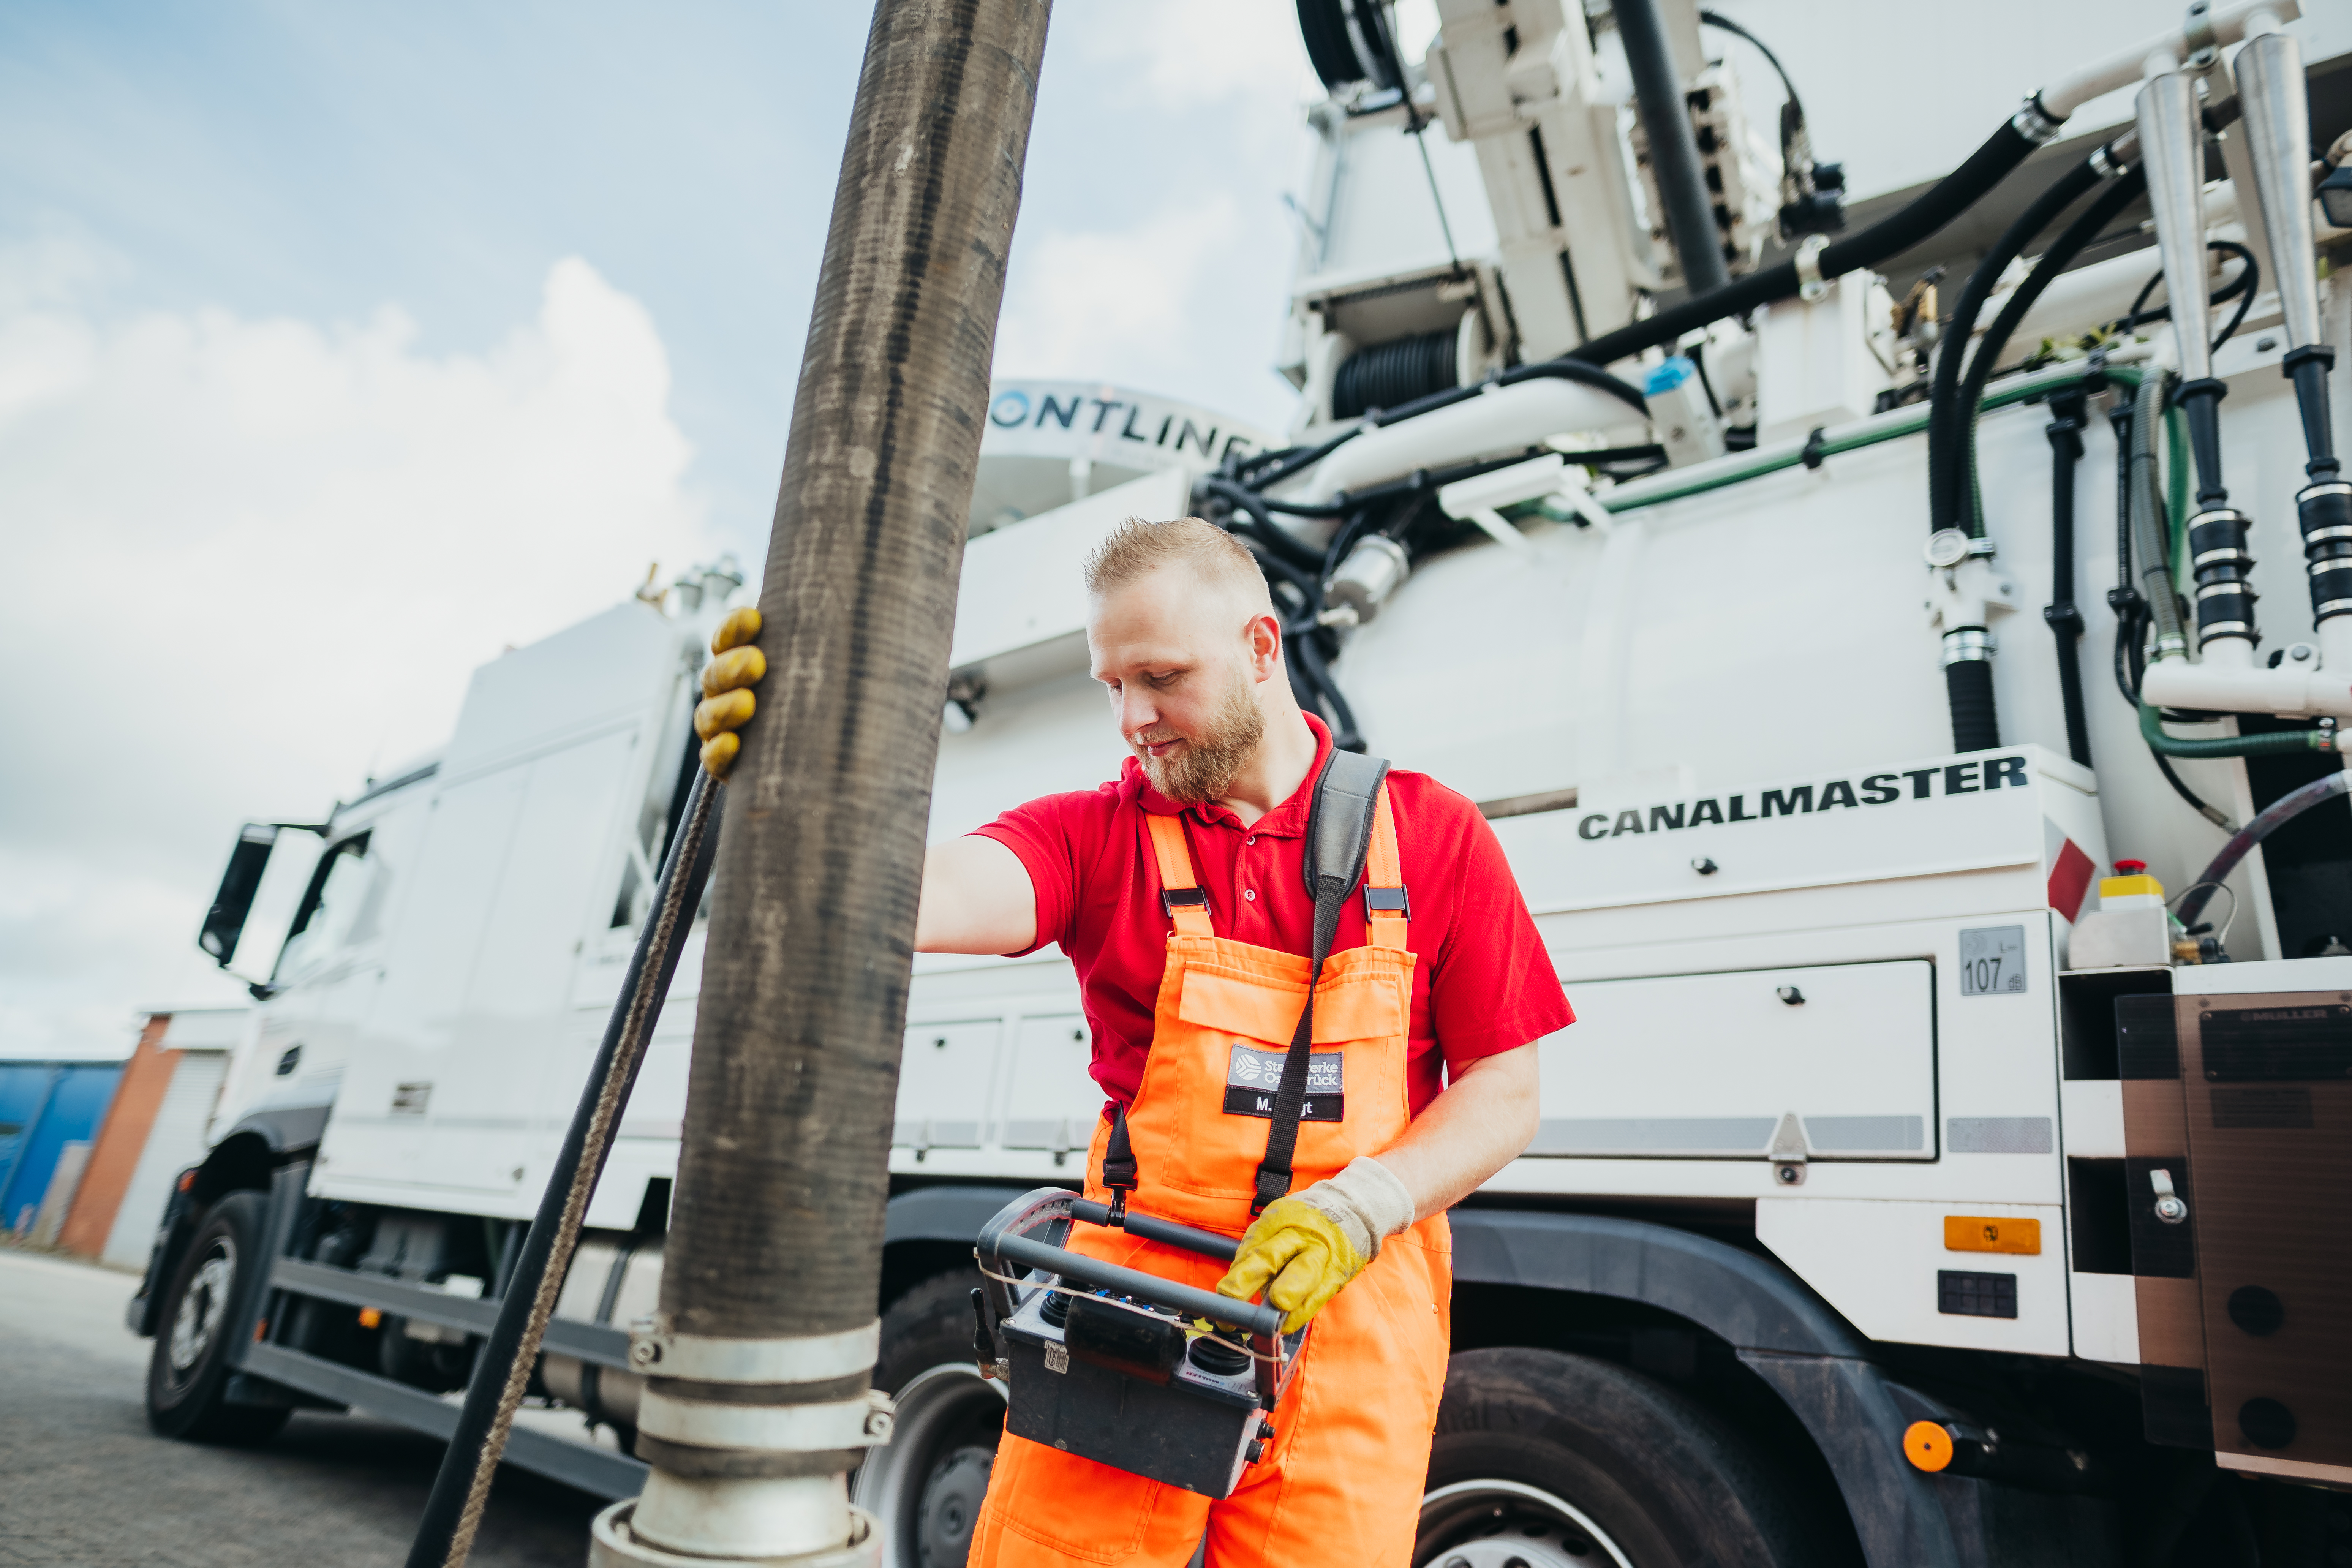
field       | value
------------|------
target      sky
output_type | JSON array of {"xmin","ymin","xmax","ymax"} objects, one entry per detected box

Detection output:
[
  {"xmin": 0, "ymin": 1, "xmax": 1332, "ymax": 1057},
  {"xmin": 6, "ymin": 0, "xmax": 2338, "ymax": 1057}
]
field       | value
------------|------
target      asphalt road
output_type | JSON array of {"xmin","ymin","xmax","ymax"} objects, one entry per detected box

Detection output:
[{"xmin": 0, "ymin": 1246, "xmax": 600, "ymax": 1567}]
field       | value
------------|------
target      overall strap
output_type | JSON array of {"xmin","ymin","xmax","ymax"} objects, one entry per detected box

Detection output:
[
  {"xmin": 1108, "ymin": 811, "xmax": 1208, "ymax": 1203},
  {"xmin": 1147, "ymin": 814, "xmax": 1213, "ymax": 938},
  {"xmin": 1253, "ymin": 750, "xmax": 1392, "ymax": 1213},
  {"xmin": 1363, "ymin": 786, "xmax": 1408, "ymax": 949}
]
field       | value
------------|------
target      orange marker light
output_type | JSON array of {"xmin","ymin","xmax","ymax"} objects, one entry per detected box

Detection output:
[
  {"xmin": 177, "ymin": 1170, "xmax": 196, "ymax": 1192},
  {"xmin": 1904, "ymin": 1419, "xmax": 1955, "ymax": 1472},
  {"xmin": 1944, "ymin": 1216, "xmax": 2040, "ymax": 1255},
  {"xmin": 358, "ymin": 1307, "xmax": 384, "ymax": 1329}
]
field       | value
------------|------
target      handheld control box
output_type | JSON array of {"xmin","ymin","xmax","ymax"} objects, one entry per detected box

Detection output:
[{"xmin": 974, "ymin": 1188, "xmax": 1305, "ymax": 1498}]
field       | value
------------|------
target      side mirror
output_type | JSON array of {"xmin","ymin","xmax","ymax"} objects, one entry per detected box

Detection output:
[{"xmin": 199, "ymin": 824, "xmax": 279, "ymax": 967}]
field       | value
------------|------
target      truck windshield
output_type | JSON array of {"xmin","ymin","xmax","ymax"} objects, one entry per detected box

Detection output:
[{"xmin": 274, "ymin": 834, "xmax": 374, "ymax": 982}]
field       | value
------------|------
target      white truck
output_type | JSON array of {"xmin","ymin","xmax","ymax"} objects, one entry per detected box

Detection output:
[{"xmin": 136, "ymin": 2, "xmax": 2352, "ymax": 1564}]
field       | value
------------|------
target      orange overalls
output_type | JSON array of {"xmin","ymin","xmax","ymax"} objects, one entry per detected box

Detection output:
[{"xmin": 971, "ymin": 788, "xmax": 1452, "ymax": 1568}]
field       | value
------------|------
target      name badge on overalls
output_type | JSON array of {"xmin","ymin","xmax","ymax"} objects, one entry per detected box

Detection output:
[{"xmin": 1221, "ymin": 1043, "xmax": 1342, "ymax": 1122}]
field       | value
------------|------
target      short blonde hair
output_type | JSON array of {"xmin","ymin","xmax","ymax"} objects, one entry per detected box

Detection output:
[{"xmin": 1083, "ymin": 515, "xmax": 1269, "ymax": 609}]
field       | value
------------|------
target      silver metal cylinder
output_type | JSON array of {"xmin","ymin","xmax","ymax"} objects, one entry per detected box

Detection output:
[
  {"xmin": 1325, "ymin": 534, "xmax": 1411, "ymax": 625},
  {"xmin": 2135, "ymin": 70, "xmax": 2214, "ymax": 384},
  {"xmin": 2233, "ymin": 30, "xmax": 2322, "ymax": 352}
]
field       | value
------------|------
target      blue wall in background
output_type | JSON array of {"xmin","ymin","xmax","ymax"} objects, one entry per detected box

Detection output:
[{"xmin": 0, "ymin": 1062, "xmax": 125, "ymax": 1230}]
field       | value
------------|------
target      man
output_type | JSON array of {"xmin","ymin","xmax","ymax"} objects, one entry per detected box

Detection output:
[{"xmin": 699, "ymin": 516, "xmax": 1571, "ymax": 1567}]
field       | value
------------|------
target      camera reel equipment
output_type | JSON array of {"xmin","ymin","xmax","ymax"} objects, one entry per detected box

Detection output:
[{"xmin": 972, "ymin": 1187, "xmax": 1304, "ymax": 1499}]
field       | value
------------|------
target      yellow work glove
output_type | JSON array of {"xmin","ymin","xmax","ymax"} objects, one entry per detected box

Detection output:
[
  {"xmin": 694, "ymin": 607, "xmax": 765, "ymax": 778},
  {"xmin": 1214, "ymin": 1155, "xmax": 1415, "ymax": 1334}
]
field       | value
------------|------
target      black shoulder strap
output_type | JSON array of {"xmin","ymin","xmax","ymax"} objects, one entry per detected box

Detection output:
[{"xmin": 1253, "ymin": 749, "xmax": 1389, "ymax": 1213}]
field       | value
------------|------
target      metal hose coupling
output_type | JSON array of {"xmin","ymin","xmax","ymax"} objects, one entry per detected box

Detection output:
[
  {"xmin": 2188, "ymin": 507, "xmax": 2259, "ymax": 650},
  {"xmin": 2299, "ymin": 482, "xmax": 2352, "ymax": 624},
  {"xmin": 590, "ymin": 1318, "xmax": 892, "ymax": 1568}
]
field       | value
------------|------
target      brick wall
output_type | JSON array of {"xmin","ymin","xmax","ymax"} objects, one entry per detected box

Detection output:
[{"xmin": 56, "ymin": 1015, "xmax": 179, "ymax": 1258}]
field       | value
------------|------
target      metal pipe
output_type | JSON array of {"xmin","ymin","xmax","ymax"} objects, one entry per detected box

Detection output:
[
  {"xmin": 1617, "ymin": 0, "xmax": 1729, "ymax": 296},
  {"xmin": 2038, "ymin": 0, "xmax": 2300, "ymax": 120},
  {"xmin": 2136, "ymin": 71, "xmax": 2215, "ymax": 391},
  {"xmin": 602, "ymin": 2, "xmax": 1053, "ymax": 1563},
  {"xmin": 2231, "ymin": 28, "xmax": 2322, "ymax": 355}
]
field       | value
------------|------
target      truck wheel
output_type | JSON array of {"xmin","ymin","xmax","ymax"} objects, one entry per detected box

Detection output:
[
  {"xmin": 1420, "ymin": 1347, "xmax": 1816, "ymax": 1568},
  {"xmin": 145, "ymin": 1191, "xmax": 290, "ymax": 1446},
  {"xmin": 854, "ymin": 1269, "xmax": 1007, "ymax": 1568}
]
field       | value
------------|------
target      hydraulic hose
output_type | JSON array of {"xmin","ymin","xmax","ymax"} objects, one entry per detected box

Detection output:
[
  {"xmin": 1955, "ymin": 166, "xmax": 2150, "ymax": 534},
  {"xmin": 1202, "ymin": 476, "xmax": 1329, "ymax": 573},
  {"xmin": 405, "ymin": 770, "xmax": 722, "ymax": 1568},
  {"xmin": 2139, "ymin": 703, "xmax": 2344, "ymax": 760},
  {"xmin": 1238, "ymin": 100, "xmax": 2064, "ymax": 509},
  {"xmin": 1288, "ymin": 622, "xmax": 1364, "ymax": 751},
  {"xmin": 1929, "ymin": 148, "xmax": 2116, "ymax": 535},
  {"xmin": 1564, "ymin": 104, "xmax": 2054, "ymax": 371},
  {"xmin": 2044, "ymin": 385, "xmax": 2094, "ymax": 767},
  {"xmin": 2177, "ymin": 769, "xmax": 2352, "ymax": 928}
]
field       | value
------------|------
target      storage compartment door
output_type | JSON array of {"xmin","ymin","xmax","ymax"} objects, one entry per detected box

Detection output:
[
  {"xmin": 1533, "ymin": 960, "xmax": 1936, "ymax": 1159},
  {"xmin": 894, "ymin": 1020, "xmax": 1004, "ymax": 1152}
]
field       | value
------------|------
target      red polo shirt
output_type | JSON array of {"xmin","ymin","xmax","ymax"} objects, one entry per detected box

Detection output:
[{"xmin": 974, "ymin": 716, "xmax": 1573, "ymax": 1116}]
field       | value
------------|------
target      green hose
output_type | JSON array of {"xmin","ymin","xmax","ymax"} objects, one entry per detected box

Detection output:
[
  {"xmin": 2138, "ymin": 701, "xmax": 2342, "ymax": 757},
  {"xmin": 2164, "ymin": 393, "xmax": 2191, "ymax": 586}
]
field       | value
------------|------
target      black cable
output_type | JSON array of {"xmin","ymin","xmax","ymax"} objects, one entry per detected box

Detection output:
[
  {"xmin": 1201, "ymin": 477, "xmax": 1327, "ymax": 573},
  {"xmin": 1698, "ymin": 10, "xmax": 1803, "ymax": 126},
  {"xmin": 1288, "ymin": 627, "xmax": 1363, "ymax": 751},
  {"xmin": 1563, "ymin": 108, "xmax": 2045, "ymax": 370},
  {"xmin": 2045, "ymin": 386, "xmax": 2094, "ymax": 767},
  {"xmin": 2115, "ymin": 240, "xmax": 2259, "ymax": 351},
  {"xmin": 1929, "ymin": 149, "xmax": 2112, "ymax": 534},
  {"xmin": 405, "ymin": 770, "xmax": 722, "ymax": 1568}
]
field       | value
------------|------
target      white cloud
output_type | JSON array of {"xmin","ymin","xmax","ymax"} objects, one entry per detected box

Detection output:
[
  {"xmin": 992, "ymin": 194, "xmax": 1246, "ymax": 389},
  {"xmin": 0, "ymin": 242, "xmax": 715, "ymax": 1055},
  {"xmin": 1065, "ymin": 0, "xmax": 1320, "ymax": 111}
]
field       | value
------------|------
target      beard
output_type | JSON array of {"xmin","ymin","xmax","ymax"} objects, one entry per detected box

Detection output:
[{"xmin": 1134, "ymin": 669, "xmax": 1265, "ymax": 805}]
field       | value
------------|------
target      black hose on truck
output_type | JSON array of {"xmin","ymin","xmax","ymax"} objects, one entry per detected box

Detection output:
[
  {"xmin": 2044, "ymin": 383, "xmax": 2094, "ymax": 768},
  {"xmin": 404, "ymin": 769, "xmax": 723, "ymax": 1568},
  {"xmin": 1564, "ymin": 101, "xmax": 2061, "ymax": 371},
  {"xmin": 1951, "ymin": 164, "xmax": 2150, "ymax": 533},
  {"xmin": 1928, "ymin": 145, "xmax": 2120, "ymax": 537}
]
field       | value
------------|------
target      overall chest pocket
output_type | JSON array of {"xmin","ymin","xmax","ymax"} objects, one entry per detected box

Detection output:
[{"xmin": 1150, "ymin": 961, "xmax": 1409, "ymax": 1200}]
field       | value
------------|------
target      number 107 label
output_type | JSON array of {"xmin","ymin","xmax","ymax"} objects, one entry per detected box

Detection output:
[{"xmin": 1958, "ymin": 925, "xmax": 2028, "ymax": 996}]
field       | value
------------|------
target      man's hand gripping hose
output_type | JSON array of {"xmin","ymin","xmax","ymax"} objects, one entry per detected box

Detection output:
[
  {"xmin": 693, "ymin": 607, "xmax": 765, "ymax": 776},
  {"xmin": 1215, "ymin": 1155, "xmax": 1415, "ymax": 1333}
]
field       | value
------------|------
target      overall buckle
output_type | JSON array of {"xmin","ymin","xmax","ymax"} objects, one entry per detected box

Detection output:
[
  {"xmin": 1161, "ymin": 887, "xmax": 1208, "ymax": 918},
  {"xmin": 1363, "ymin": 885, "xmax": 1410, "ymax": 919}
]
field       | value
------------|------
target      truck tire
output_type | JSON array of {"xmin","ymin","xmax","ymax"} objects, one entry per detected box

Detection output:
[
  {"xmin": 854, "ymin": 1269, "xmax": 1007, "ymax": 1568},
  {"xmin": 1420, "ymin": 1347, "xmax": 1817, "ymax": 1568},
  {"xmin": 145, "ymin": 1191, "xmax": 290, "ymax": 1446}
]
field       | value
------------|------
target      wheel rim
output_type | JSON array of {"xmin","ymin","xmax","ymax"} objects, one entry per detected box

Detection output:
[
  {"xmin": 1418, "ymin": 1478, "xmax": 1637, "ymax": 1568},
  {"xmin": 852, "ymin": 1362, "xmax": 1007, "ymax": 1568},
  {"xmin": 168, "ymin": 1238, "xmax": 238, "ymax": 1378}
]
